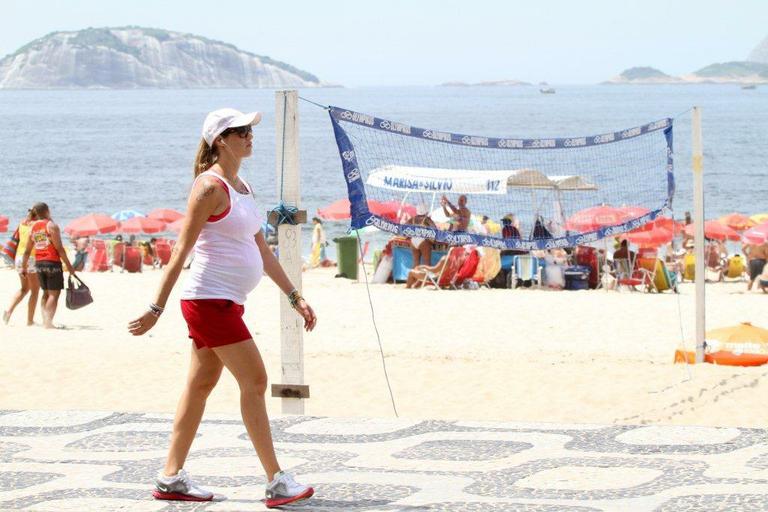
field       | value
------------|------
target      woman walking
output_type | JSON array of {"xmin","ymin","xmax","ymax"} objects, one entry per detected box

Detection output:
[
  {"xmin": 3, "ymin": 208, "xmax": 40, "ymax": 325},
  {"xmin": 128, "ymin": 108, "xmax": 317, "ymax": 508},
  {"xmin": 21, "ymin": 203, "xmax": 76, "ymax": 329}
]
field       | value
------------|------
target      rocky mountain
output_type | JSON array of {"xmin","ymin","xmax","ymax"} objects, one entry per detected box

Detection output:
[
  {"xmin": 606, "ymin": 62, "xmax": 768, "ymax": 85},
  {"xmin": 604, "ymin": 67, "xmax": 681, "ymax": 84},
  {"xmin": 748, "ymin": 35, "xmax": 768, "ymax": 63},
  {"xmin": 0, "ymin": 27, "xmax": 323, "ymax": 89}
]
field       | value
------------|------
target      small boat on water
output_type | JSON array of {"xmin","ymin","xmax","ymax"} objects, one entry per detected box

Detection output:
[
  {"xmin": 742, "ymin": 84, "xmax": 757, "ymax": 90},
  {"xmin": 539, "ymin": 87, "xmax": 556, "ymax": 94}
]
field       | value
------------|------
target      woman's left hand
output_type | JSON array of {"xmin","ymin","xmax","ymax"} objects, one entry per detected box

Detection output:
[{"xmin": 295, "ymin": 299, "xmax": 317, "ymax": 332}]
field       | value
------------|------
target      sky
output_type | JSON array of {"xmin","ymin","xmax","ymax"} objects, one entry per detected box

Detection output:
[{"xmin": 1, "ymin": 0, "xmax": 766, "ymax": 86}]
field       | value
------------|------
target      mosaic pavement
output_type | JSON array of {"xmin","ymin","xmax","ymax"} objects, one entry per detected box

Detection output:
[{"xmin": 0, "ymin": 410, "xmax": 767, "ymax": 511}]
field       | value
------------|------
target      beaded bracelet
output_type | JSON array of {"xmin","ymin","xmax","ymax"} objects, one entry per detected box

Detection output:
[
  {"xmin": 287, "ymin": 289, "xmax": 303, "ymax": 309},
  {"xmin": 148, "ymin": 303, "xmax": 164, "ymax": 318}
]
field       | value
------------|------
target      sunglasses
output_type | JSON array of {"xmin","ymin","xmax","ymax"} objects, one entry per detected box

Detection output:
[{"xmin": 221, "ymin": 125, "xmax": 252, "ymax": 138}]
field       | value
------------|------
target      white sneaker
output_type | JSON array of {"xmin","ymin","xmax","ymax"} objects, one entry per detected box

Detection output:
[
  {"xmin": 152, "ymin": 468, "xmax": 214, "ymax": 502},
  {"xmin": 265, "ymin": 471, "xmax": 314, "ymax": 508}
]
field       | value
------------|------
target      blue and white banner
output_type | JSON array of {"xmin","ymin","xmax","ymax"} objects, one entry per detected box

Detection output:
[{"xmin": 330, "ymin": 106, "xmax": 672, "ymax": 151}]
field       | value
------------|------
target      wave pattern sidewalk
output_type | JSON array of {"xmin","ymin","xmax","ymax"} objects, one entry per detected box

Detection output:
[{"xmin": 1, "ymin": 410, "xmax": 768, "ymax": 511}]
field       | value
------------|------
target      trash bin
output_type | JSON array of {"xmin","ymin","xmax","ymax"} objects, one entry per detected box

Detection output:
[{"xmin": 334, "ymin": 236, "xmax": 359, "ymax": 279}]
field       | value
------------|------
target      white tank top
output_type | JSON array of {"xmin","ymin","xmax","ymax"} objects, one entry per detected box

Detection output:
[{"xmin": 180, "ymin": 170, "xmax": 264, "ymax": 304}]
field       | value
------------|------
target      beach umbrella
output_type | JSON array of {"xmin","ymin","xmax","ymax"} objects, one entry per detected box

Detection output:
[
  {"xmin": 368, "ymin": 200, "xmax": 416, "ymax": 221},
  {"xmin": 64, "ymin": 214, "xmax": 120, "ymax": 237},
  {"xmin": 684, "ymin": 220, "xmax": 741, "ymax": 241},
  {"xmin": 750, "ymin": 213, "xmax": 768, "ymax": 225},
  {"xmin": 317, "ymin": 199, "xmax": 416, "ymax": 222},
  {"xmin": 616, "ymin": 205, "xmax": 650, "ymax": 220},
  {"xmin": 718, "ymin": 212, "xmax": 755, "ymax": 231},
  {"xmin": 167, "ymin": 217, "xmax": 185, "ymax": 233},
  {"xmin": 111, "ymin": 209, "xmax": 144, "ymax": 221},
  {"xmin": 120, "ymin": 217, "xmax": 166, "ymax": 234},
  {"xmin": 623, "ymin": 226, "xmax": 673, "ymax": 247},
  {"xmin": 634, "ymin": 216, "xmax": 684, "ymax": 234},
  {"xmin": 742, "ymin": 222, "xmax": 768, "ymax": 245},
  {"xmin": 148, "ymin": 208, "xmax": 184, "ymax": 223},
  {"xmin": 566, "ymin": 205, "xmax": 626, "ymax": 232}
]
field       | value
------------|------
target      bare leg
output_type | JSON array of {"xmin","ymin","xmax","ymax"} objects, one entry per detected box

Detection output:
[
  {"xmin": 212, "ymin": 340, "xmax": 281, "ymax": 481},
  {"xmin": 4, "ymin": 274, "xmax": 29, "ymax": 323},
  {"xmin": 411, "ymin": 247, "xmax": 421, "ymax": 267},
  {"xmin": 39, "ymin": 291, "xmax": 50, "ymax": 327},
  {"xmin": 164, "ymin": 344, "xmax": 223, "ymax": 476},
  {"xmin": 26, "ymin": 273, "xmax": 39, "ymax": 326},
  {"xmin": 43, "ymin": 290, "xmax": 61, "ymax": 329},
  {"xmin": 421, "ymin": 242, "xmax": 432, "ymax": 266}
]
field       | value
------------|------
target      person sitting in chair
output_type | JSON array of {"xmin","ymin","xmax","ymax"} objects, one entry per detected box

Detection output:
[
  {"xmin": 405, "ymin": 254, "xmax": 449, "ymax": 289},
  {"xmin": 613, "ymin": 239, "xmax": 636, "ymax": 264}
]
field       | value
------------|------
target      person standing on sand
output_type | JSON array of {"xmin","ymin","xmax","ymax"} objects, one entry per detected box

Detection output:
[
  {"xmin": 128, "ymin": 108, "xmax": 317, "ymax": 508},
  {"xmin": 21, "ymin": 203, "xmax": 76, "ymax": 329},
  {"xmin": 3, "ymin": 208, "xmax": 40, "ymax": 326},
  {"xmin": 441, "ymin": 194, "xmax": 471, "ymax": 232},
  {"xmin": 744, "ymin": 240, "xmax": 768, "ymax": 291}
]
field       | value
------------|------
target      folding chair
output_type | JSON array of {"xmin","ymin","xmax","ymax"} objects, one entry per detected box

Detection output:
[
  {"xmin": 421, "ymin": 247, "xmax": 466, "ymax": 290},
  {"xmin": 614, "ymin": 257, "xmax": 650, "ymax": 292},
  {"xmin": 510, "ymin": 254, "xmax": 541, "ymax": 288}
]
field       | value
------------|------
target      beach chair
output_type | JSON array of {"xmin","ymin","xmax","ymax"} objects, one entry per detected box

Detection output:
[
  {"xmin": 87, "ymin": 245, "xmax": 109, "ymax": 272},
  {"xmin": 421, "ymin": 246, "xmax": 465, "ymax": 290},
  {"xmin": 637, "ymin": 257, "xmax": 678, "ymax": 293},
  {"xmin": 510, "ymin": 254, "xmax": 541, "ymax": 288},
  {"xmin": 123, "ymin": 246, "xmax": 143, "ymax": 273},
  {"xmin": 155, "ymin": 242, "xmax": 172, "ymax": 267},
  {"xmin": 682, "ymin": 252, "xmax": 696, "ymax": 282},
  {"xmin": 111, "ymin": 242, "xmax": 125, "ymax": 269},
  {"xmin": 614, "ymin": 257, "xmax": 650, "ymax": 292},
  {"xmin": 454, "ymin": 248, "xmax": 480, "ymax": 288},
  {"xmin": 472, "ymin": 248, "xmax": 502, "ymax": 288}
]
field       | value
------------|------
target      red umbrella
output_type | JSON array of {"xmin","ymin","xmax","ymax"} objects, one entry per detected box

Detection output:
[
  {"xmin": 318, "ymin": 199, "xmax": 417, "ymax": 222},
  {"xmin": 120, "ymin": 217, "xmax": 166, "ymax": 234},
  {"xmin": 743, "ymin": 222, "xmax": 768, "ymax": 245},
  {"xmin": 147, "ymin": 208, "xmax": 184, "ymax": 223},
  {"xmin": 623, "ymin": 226, "xmax": 674, "ymax": 247},
  {"xmin": 634, "ymin": 216, "xmax": 685, "ymax": 234},
  {"xmin": 684, "ymin": 220, "xmax": 741, "ymax": 241},
  {"xmin": 167, "ymin": 217, "xmax": 185, "ymax": 233},
  {"xmin": 617, "ymin": 205, "xmax": 650, "ymax": 220},
  {"xmin": 566, "ymin": 205, "xmax": 626, "ymax": 232},
  {"xmin": 718, "ymin": 212, "xmax": 756, "ymax": 231},
  {"xmin": 64, "ymin": 214, "xmax": 120, "ymax": 237}
]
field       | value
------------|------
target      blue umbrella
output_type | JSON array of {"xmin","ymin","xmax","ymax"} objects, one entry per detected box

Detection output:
[{"xmin": 112, "ymin": 210, "xmax": 145, "ymax": 221}]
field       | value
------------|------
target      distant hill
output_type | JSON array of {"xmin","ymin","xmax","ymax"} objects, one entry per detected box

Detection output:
[
  {"xmin": 686, "ymin": 61, "xmax": 768, "ymax": 82},
  {"xmin": 604, "ymin": 67, "xmax": 681, "ymax": 84},
  {"xmin": 0, "ymin": 27, "xmax": 324, "ymax": 89}
]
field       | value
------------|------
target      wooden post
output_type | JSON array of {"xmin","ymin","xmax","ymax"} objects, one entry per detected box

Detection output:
[
  {"xmin": 274, "ymin": 90, "xmax": 306, "ymax": 414},
  {"xmin": 692, "ymin": 106, "xmax": 706, "ymax": 363}
]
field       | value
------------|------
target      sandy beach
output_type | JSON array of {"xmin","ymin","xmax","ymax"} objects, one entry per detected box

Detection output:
[{"xmin": 1, "ymin": 265, "xmax": 767, "ymax": 428}]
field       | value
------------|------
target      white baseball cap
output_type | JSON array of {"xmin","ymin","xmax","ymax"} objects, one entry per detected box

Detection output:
[{"xmin": 202, "ymin": 108, "xmax": 262, "ymax": 146}]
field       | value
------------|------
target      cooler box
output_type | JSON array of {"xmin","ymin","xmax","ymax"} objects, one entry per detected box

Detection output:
[{"xmin": 564, "ymin": 265, "xmax": 590, "ymax": 290}]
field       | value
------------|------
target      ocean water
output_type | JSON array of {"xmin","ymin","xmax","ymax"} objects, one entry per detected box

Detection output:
[{"xmin": 0, "ymin": 85, "xmax": 766, "ymax": 251}]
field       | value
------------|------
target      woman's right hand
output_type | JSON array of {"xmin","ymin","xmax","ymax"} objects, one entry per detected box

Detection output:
[{"xmin": 128, "ymin": 311, "xmax": 158, "ymax": 336}]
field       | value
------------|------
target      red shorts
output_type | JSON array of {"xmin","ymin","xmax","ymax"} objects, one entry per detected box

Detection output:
[{"xmin": 180, "ymin": 299, "xmax": 252, "ymax": 350}]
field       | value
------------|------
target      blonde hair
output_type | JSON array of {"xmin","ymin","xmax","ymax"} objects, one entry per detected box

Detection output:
[{"xmin": 193, "ymin": 139, "xmax": 218, "ymax": 177}]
